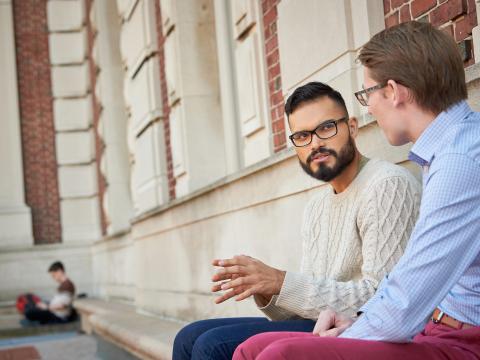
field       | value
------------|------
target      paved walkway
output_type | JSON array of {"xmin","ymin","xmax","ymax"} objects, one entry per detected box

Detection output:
[
  {"xmin": 0, "ymin": 306, "xmax": 137, "ymax": 359},
  {"xmin": 0, "ymin": 331, "xmax": 99, "ymax": 359}
]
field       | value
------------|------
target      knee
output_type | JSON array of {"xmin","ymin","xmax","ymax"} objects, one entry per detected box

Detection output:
[
  {"xmin": 256, "ymin": 340, "xmax": 294, "ymax": 360},
  {"xmin": 233, "ymin": 333, "xmax": 271, "ymax": 360},
  {"xmin": 24, "ymin": 309, "xmax": 35, "ymax": 320},
  {"xmin": 191, "ymin": 331, "xmax": 223, "ymax": 359},
  {"xmin": 233, "ymin": 338, "xmax": 256, "ymax": 360},
  {"xmin": 173, "ymin": 322, "xmax": 203, "ymax": 360}
]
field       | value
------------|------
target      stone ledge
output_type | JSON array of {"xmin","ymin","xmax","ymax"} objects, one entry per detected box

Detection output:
[{"xmin": 74, "ymin": 298, "xmax": 184, "ymax": 360}]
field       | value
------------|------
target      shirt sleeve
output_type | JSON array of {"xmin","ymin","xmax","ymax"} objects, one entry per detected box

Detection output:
[{"xmin": 341, "ymin": 154, "xmax": 480, "ymax": 342}]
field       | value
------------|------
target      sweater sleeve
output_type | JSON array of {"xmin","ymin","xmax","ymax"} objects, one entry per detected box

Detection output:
[
  {"xmin": 256, "ymin": 195, "xmax": 319, "ymax": 321},
  {"xmin": 270, "ymin": 175, "xmax": 420, "ymax": 320}
]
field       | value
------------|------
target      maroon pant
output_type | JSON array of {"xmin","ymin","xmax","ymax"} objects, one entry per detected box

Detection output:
[{"xmin": 233, "ymin": 321, "xmax": 480, "ymax": 360}]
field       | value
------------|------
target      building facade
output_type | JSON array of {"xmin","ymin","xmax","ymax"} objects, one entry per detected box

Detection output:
[{"xmin": 1, "ymin": 0, "xmax": 479, "ymax": 323}]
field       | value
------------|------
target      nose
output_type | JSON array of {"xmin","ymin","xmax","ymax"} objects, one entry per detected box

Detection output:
[{"xmin": 310, "ymin": 133, "xmax": 326, "ymax": 150}]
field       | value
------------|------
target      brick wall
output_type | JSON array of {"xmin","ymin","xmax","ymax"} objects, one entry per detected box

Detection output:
[
  {"xmin": 85, "ymin": 0, "xmax": 108, "ymax": 235},
  {"xmin": 384, "ymin": 0, "xmax": 478, "ymax": 66},
  {"xmin": 154, "ymin": 1, "xmax": 176, "ymax": 201},
  {"xmin": 12, "ymin": 0, "xmax": 62, "ymax": 245},
  {"xmin": 262, "ymin": 0, "xmax": 287, "ymax": 153}
]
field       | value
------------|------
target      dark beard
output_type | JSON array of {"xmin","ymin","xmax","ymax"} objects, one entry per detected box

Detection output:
[{"xmin": 300, "ymin": 136, "xmax": 356, "ymax": 182}]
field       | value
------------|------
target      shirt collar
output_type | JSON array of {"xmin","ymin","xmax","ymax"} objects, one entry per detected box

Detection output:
[{"xmin": 408, "ymin": 101, "xmax": 471, "ymax": 166}]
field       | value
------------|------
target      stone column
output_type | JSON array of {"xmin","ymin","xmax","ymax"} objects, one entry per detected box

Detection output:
[
  {"xmin": 0, "ymin": 0, "xmax": 33, "ymax": 246},
  {"xmin": 214, "ymin": 0, "xmax": 242, "ymax": 174}
]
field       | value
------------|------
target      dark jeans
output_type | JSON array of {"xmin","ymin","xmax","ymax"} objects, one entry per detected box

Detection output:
[
  {"xmin": 24, "ymin": 308, "xmax": 66, "ymax": 325},
  {"xmin": 172, "ymin": 317, "xmax": 315, "ymax": 360}
]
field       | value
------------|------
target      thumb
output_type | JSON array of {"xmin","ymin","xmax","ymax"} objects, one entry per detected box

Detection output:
[
  {"xmin": 319, "ymin": 323, "xmax": 351, "ymax": 338},
  {"xmin": 319, "ymin": 328, "xmax": 342, "ymax": 337}
]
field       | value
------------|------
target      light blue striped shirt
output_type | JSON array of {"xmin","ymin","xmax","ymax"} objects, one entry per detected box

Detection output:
[{"xmin": 341, "ymin": 100, "xmax": 480, "ymax": 342}]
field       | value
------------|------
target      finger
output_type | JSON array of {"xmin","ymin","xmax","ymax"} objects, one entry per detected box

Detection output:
[
  {"xmin": 220, "ymin": 276, "xmax": 254, "ymax": 291},
  {"xmin": 211, "ymin": 272, "xmax": 235, "ymax": 282},
  {"xmin": 212, "ymin": 259, "xmax": 225, "ymax": 266},
  {"xmin": 215, "ymin": 255, "xmax": 251, "ymax": 267},
  {"xmin": 234, "ymin": 287, "xmax": 256, "ymax": 302},
  {"xmin": 211, "ymin": 280, "xmax": 231, "ymax": 292},
  {"xmin": 215, "ymin": 265, "xmax": 247, "ymax": 276},
  {"xmin": 312, "ymin": 309, "xmax": 336, "ymax": 335},
  {"xmin": 214, "ymin": 290, "xmax": 238, "ymax": 304}
]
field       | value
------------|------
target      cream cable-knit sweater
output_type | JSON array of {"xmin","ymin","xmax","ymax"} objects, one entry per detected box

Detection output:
[{"xmin": 257, "ymin": 159, "xmax": 422, "ymax": 320}]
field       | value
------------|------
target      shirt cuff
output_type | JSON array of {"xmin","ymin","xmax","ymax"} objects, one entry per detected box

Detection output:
[
  {"xmin": 254, "ymin": 295, "xmax": 289, "ymax": 320},
  {"xmin": 275, "ymin": 271, "xmax": 318, "ymax": 319}
]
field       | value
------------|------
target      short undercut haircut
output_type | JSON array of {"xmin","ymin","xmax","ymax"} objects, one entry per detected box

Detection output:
[{"xmin": 285, "ymin": 82, "xmax": 349, "ymax": 118}]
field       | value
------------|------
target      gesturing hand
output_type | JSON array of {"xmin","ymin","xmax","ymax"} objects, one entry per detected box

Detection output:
[
  {"xmin": 211, "ymin": 255, "xmax": 286, "ymax": 304},
  {"xmin": 312, "ymin": 308, "xmax": 355, "ymax": 337}
]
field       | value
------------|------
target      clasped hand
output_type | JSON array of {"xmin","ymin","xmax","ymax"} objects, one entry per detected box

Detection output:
[
  {"xmin": 313, "ymin": 308, "xmax": 355, "ymax": 337},
  {"xmin": 211, "ymin": 255, "xmax": 286, "ymax": 304}
]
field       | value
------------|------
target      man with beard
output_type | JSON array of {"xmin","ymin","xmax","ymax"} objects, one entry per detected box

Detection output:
[{"xmin": 172, "ymin": 82, "xmax": 421, "ymax": 360}]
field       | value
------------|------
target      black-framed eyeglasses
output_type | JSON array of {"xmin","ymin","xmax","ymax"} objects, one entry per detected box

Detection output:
[
  {"xmin": 354, "ymin": 83, "xmax": 387, "ymax": 106},
  {"xmin": 289, "ymin": 117, "xmax": 348, "ymax": 147}
]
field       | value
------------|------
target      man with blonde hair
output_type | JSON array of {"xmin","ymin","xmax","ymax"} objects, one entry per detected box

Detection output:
[{"xmin": 235, "ymin": 20, "xmax": 480, "ymax": 359}]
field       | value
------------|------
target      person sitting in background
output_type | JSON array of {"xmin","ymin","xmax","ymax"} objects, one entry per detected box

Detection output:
[{"xmin": 24, "ymin": 261, "xmax": 76, "ymax": 325}]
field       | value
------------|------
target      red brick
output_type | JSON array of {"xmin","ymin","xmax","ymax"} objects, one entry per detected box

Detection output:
[
  {"xmin": 271, "ymin": 120, "xmax": 285, "ymax": 133},
  {"xmin": 454, "ymin": 12, "xmax": 478, "ymax": 41},
  {"xmin": 13, "ymin": 0, "xmax": 62, "ymax": 244},
  {"xmin": 276, "ymin": 105, "xmax": 285, "ymax": 119},
  {"xmin": 467, "ymin": 0, "xmax": 476, "ymax": 13},
  {"xmin": 411, "ymin": 0, "xmax": 436, "ymax": 18},
  {"xmin": 440, "ymin": 24, "xmax": 454, "ymax": 38},
  {"xmin": 263, "ymin": 6, "xmax": 277, "ymax": 27},
  {"xmin": 271, "ymin": 90, "xmax": 284, "ymax": 106},
  {"xmin": 262, "ymin": 0, "xmax": 270, "ymax": 14},
  {"xmin": 264, "ymin": 24, "xmax": 272, "ymax": 40},
  {"xmin": 399, "ymin": 4, "xmax": 412, "ymax": 22},
  {"xmin": 273, "ymin": 132, "xmax": 286, "ymax": 148},
  {"xmin": 391, "ymin": 0, "xmax": 408, "ymax": 9},
  {"xmin": 265, "ymin": 36, "xmax": 278, "ymax": 55},
  {"xmin": 430, "ymin": 0, "xmax": 467, "ymax": 27},
  {"xmin": 266, "ymin": 51, "xmax": 279, "ymax": 66},
  {"xmin": 154, "ymin": 0, "xmax": 176, "ymax": 200},
  {"xmin": 261, "ymin": 1, "xmax": 287, "ymax": 153},
  {"xmin": 385, "ymin": 11, "xmax": 400, "ymax": 28},
  {"xmin": 268, "ymin": 63, "xmax": 281, "ymax": 79},
  {"xmin": 384, "ymin": 0, "xmax": 391, "ymax": 15}
]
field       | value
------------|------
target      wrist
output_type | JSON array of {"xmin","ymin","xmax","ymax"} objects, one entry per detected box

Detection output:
[{"xmin": 276, "ymin": 270, "xmax": 286, "ymax": 293}]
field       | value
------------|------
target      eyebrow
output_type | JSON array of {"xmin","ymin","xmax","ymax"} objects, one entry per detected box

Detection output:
[{"xmin": 293, "ymin": 118, "xmax": 338, "ymax": 133}]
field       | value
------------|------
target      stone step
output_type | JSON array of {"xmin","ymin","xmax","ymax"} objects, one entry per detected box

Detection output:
[
  {"xmin": 74, "ymin": 298, "xmax": 184, "ymax": 360},
  {"xmin": 0, "ymin": 305, "xmax": 81, "ymax": 339}
]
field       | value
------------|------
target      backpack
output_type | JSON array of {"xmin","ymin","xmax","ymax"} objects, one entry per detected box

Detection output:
[{"xmin": 16, "ymin": 293, "xmax": 42, "ymax": 314}]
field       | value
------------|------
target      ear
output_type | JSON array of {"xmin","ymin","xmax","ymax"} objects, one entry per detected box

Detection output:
[
  {"xmin": 387, "ymin": 79, "xmax": 410, "ymax": 107},
  {"xmin": 347, "ymin": 116, "xmax": 359, "ymax": 138}
]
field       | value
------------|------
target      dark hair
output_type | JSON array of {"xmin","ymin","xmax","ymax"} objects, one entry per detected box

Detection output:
[
  {"xmin": 358, "ymin": 21, "xmax": 466, "ymax": 114},
  {"xmin": 285, "ymin": 82, "xmax": 348, "ymax": 117},
  {"xmin": 48, "ymin": 261, "xmax": 65, "ymax": 272}
]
